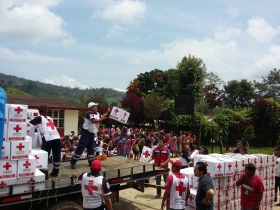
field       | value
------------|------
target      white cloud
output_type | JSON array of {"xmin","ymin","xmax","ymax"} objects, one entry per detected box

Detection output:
[
  {"xmin": 226, "ymin": 5, "xmax": 239, "ymax": 17},
  {"xmin": 61, "ymin": 36, "xmax": 77, "ymax": 46},
  {"xmin": 44, "ymin": 75, "xmax": 89, "ymax": 89},
  {"xmin": 92, "ymin": 0, "xmax": 146, "ymax": 25},
  {"xmin": 254, "ymin": 45, "xmax": 280, "ymax": 71},
  {"xmin": 0, "ymin": 0, "xmax": 69, "ymax": 44},
  {"xmin": 214, "ymin": 28, "xmax": 241, "ymax": 41},
  {"xmin": 246, "ymin": 17, "xmax": 280, "ymax": 43},
  {"xmin": 105, "ymin": 23, "xmax": 126, "ymax": 38}
]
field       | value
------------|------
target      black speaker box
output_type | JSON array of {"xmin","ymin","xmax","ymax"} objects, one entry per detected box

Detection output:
[{"xmin": 175, "ymin": 95, "xmax": 194, "ymax": 115}]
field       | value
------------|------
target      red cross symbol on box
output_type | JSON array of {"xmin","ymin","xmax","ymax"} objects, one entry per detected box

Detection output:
[
  {"xmin": 14, "ymin": 106, "xmax": 23, "ymax": 114},
  {"xmin": 260, "ymin": 158, "xmax": 263, "ymax": 164},
  {"xmin": 189, "ymin": 194, "xmax": 194, "ymax": 201},
  {"xmin": 254, "ymin": 158, "xmax": 257, "ymax": 165},
  {"xmin": 227, "ymin": 177, "xmax": 231, "ymax": 183},
  {"xmin": 235, "ymin": 161, "xmax": 238, "ymax": 168},
  {"xmin": 3, "ymin": 162, "xmax": 12, "ymax": 170},
  {"xmin": 23, "ymin": 161, "xmax": 31, "ymax": 169},
  {"xmin": 28, "ymin": 178, "xmax": 36, "ymax": 183},
  {"xmin": 142, "ymin": 150, "xmax": 150, "ymax": 158},
  {"xmin": 34, "ymin": 155, "xmax": 39, "ymax": 161},
  {"xmin": 13, "ymin": 125, "xmax": 22, "ymax": 133},
  {"xmin": 46, "ymin": 120, "xmax": 55, "ymax": 130},
  {"xmin": 16, "ymin": 143, "xmax": 25, "ymax": 151},
  {"xmin": 114, "ymin": 109, "xmax": 119, "ymax": 114},
  {"xmin": 217, "ymin": 164, "xmax": 222, "ymax": 170},
  {"xmin": 0, "ymin": 181, "xmax": 6, "ymax": 188},
  {"xmin": 84, "ymin": 180, "xmax": 98, "ymax": 195},
  {"xmin": 228, "ymin": 163, "xmax": 232, "ymax": 169},
  {"xmin": 123, "ymin": 112, "xmax": 126, "ymax": 117},
  {"xmin": 175, "ymin": 182, "xmax": 186, "ymax": 196}
]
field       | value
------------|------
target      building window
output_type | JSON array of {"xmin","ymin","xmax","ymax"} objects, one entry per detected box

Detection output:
[{"xmin": 47, "ymin": 109, "xmax": 65, "ymax": 128}]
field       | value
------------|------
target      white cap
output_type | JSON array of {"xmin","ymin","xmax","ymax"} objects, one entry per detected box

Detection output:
[{"xmin": 88, "ymin": 102, "xmax": 98, "ymax": 108}]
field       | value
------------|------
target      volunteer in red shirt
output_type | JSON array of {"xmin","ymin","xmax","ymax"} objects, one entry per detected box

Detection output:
[
  {"xmin": 161, "ymin": 160, "xmax": 190, "ymax": 210},
  {"xmin": 72, "ymin": 160, "xmax": 112, "ymax": 210},
  {"xmin": 236, "ymin": 163, "xmax": 264, "ymax": 210},
  {"xmin": 148, "ymin": 139, "xmax": 170, "ymax": 198}
]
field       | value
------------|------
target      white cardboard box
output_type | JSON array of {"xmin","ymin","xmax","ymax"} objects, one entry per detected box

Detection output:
[
  {"xmin": 186, "ymin": 188, "xmax": 196, "ymax": 210},
  {"xmin": 26, "ymin": 136, "xmax": 32, "ymax": 153},
  {"xmin": 201, "ymin": 159, "xmax": 225, "ymax": 177},
  {"xmin": 222, "ymin": 158, "xmax": 235, "ymax": 176},
  {"xmin": 212, "ymin": 177, "xmax": 223, "ymax": 190},
  {"xmin": 7, "ymin": 123, "xmax": 26, "ymax": 141},
  {"xmin": 27, "ymin": 133, "xmax": 40, "ymax": 148},
  {"xmin": 11, "ymin": 141, "xmax": 29, "ymax": 160},
  {"xmin": 0, "ymin": 178, "xmax": 17, "ymax": 196},
  {"xmin": 26, "ymin": 125, "xmax": 35, "ymax": 135},
  {"xmin": 1, "ymin": 141, "xmax": 10, "ymax": 160},
  {"xmin": 3, "ymin": 124, "xmax": 7, "ymax": 141},
  {"xmin": 17, "ymin": 155, "xmax": 36, "ymax": 178},
  {"xmin": 180, "ymin": 168, "xmax": 194, "ymax": 189},
  {"xmin": 14, "ymin": 169, "xmax": 45, "ymax": 195},
  {"xmin": 222, "ymin": 176, "xmax": 233, "ymax": 190},
  {"xmin": 30, "ymin": 149, "xmax": 48, "ymax": 169},
  {"xmin": 192, "ymin": 175, "xmax": 200, "ymax": 190},
  {"xmin": 230, "ymin": 199, "xmax": 240, "ymax": 210},
  {"xmin": 8, "ymin": 104, "xmax": 27, "ymax": 123},
  {"xmin": 0, "ymin": 160, "xmax": 17, "ymax": 179},
  {"xmin": 4, "ymin": 104, "xmax": 9, "ymax": 124}
]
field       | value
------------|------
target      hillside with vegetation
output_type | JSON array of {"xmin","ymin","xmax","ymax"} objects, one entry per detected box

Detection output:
[{"xmin": 0, "ymin": 73, "xmax": 125, "ymax": 106}]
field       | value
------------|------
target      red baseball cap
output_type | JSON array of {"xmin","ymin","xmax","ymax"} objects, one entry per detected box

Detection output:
[
  {"xmin": 170, "ymin": 160, "xmax": 182, "ymax": 170},
  {"xmin": 91, "ymin": 160, "xmax": 102, "ymax": 171}
]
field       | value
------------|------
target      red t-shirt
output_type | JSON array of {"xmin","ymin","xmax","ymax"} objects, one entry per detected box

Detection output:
[
  {"xmin": 165, "ymin": 173, "xmax": 188, "ymax": 208},
  {"xmin": 165, "ymin": 134, "xmax": 170, "ymax": 144},
  {"xmin": 238, "ymin": 174, "xmax": 264, "ymax": 208}
]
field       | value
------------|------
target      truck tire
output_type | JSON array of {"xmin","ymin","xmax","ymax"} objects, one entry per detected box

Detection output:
[{"xmin": 42, "ymin": 200, "xmax": 83, "ymax": 210}]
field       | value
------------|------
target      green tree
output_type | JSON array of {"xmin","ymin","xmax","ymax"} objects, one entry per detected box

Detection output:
[
  {"xmin": 223, "ymin": 79, "xmax": 255, "ymax": 110},
  {"xmin": 203, "ymin": 84, "xmax": 223, "ymax": 113},
  {"xmin": 177, "ymin": 54, "xmax": 207, "ymax": 102},
  {"xmin": 243, "ymin": 125, "xmax": 256, "ymax": 147},
  {"xmin": 143, "ymin": 90, "xmax": 166, "ymax": 130},
  {"xmin": 205, "ymin": 72, "xmax": 225, "ymax": 87}
]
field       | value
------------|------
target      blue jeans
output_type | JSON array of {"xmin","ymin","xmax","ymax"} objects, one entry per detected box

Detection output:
[{"xmin": 156, "ymin": 172, "xmax": 169, "ymax": 195}]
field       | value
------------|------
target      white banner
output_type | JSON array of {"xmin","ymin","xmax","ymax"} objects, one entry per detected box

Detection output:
[{"xmin": 109, "ymin": 106, "xmax": 130, "ymax": 124}]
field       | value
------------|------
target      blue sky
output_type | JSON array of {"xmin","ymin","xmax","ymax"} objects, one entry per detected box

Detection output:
[{"xmin": 0, "ymin": 0, "xmax": 279, "ymax": 92}]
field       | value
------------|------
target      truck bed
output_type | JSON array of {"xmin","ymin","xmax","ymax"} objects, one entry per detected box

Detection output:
[{"xmin": 0, "ymin": 156, "xmax": 169, "ymax": 208}]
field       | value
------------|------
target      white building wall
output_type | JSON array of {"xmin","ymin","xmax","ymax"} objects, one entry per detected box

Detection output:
[{"xmin": 64, "ymin": 110, "xmax": 79, "ymax": 136}]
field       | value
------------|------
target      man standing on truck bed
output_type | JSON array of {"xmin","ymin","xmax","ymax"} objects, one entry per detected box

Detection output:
[
  {"xmin": 72, "ymin": 160, "xmax": 113, "ymax": 210},
  {"xmin": 29, "ymin": 105, "xmax": 61, "ymax": 177},
  {"xmin": 148, "ymin": 138, "xmax": 170, "ymax": 199},
  {"xmin": 71, "ymin": 102, "xmax": 110, "ymax": 169}
]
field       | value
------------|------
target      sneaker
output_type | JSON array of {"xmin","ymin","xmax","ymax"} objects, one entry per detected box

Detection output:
[
  {"xmin": 154, "ymin": 194, "xmax": 161, "ymax": 199},
  {"xmin": 70, "ymin": 162, "xmax": 76, "ymax": 169}
]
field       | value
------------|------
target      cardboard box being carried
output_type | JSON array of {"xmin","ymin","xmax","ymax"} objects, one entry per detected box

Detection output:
[
  {"xmin": 7, "ymin": 123, "xmax": 26, "ymax": 141},
  {"xmin": 30, "ymin": 149, "xmax": 48, "ymax": 169},
  {"xmin": 0, "ymin": 160, "xmax": 17, "ymax": 179},
  {"xmin": 8, "ymin": 104, "xmax": 27, "ymax": 123},
  {"xmin": 17, "ymin": 155, "xmax": 36, "ymax": 178},
  {"xmin": 11, "ymin": 141, "xmax": 29, "ymax": 160},
  {"xmin": 14, "ymin": 169, "xmax": 45, "ymax": 195},
  {"xmin": 1, "ymin": 141, "xmax": 10, "ymax": 160}
]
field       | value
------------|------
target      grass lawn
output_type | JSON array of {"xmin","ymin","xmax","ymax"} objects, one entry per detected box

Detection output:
[{"xmin": 204, "ymin": 145, "xmax": 274, "ymax": 155}]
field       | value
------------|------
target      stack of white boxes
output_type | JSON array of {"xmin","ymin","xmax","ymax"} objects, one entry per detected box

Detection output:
[
  {"xmin": 181, "ymin": 153, "xmax": 276, "ymax": 210},
  {"xmin": 1, "ymin": 104, "xmax": 48, "ymax": 196}
]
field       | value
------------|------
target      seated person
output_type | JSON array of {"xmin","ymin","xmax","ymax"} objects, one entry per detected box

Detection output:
[
  {"xmin": 105, "ymin": 140, "xmax": 117, "ymax": 156},
  {"xmin": 61, "ymin": 136, "xmax": 72, "ymax": 161}
]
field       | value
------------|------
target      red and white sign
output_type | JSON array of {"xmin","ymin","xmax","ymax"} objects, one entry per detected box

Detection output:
[
  {"xmin": 1, "ymin": 141, "xmax": 10, "ymax": 160},
  {"xmin": 30, "ymin": 149, "xmax": 48, "ymax": 169},
  {"xmin": 8, "ymin": 104, "xmax": 27, "ymax": 123},
  {"xmin": 17, "ymin": 155, "xmax": 36, "ymax": 178},
  {"xmin": 0, "ymin": 160, "xmax": 17, "ymax": 179},
  {"xmin": 14, "ymin": 169, "xmax": 45, "ymax": 195},
  {"xmin": 109, "ymin": 106, "xmax": 130, "ymax": 124},
  {"xmin": 3, "ymin": 124, "xmax": 7, "ymax": 141},
  {"xmin": 7, "ymin": 123, "xmax": 27, "ymax": 141},
  {"xmin": 0, "ymin": 178, "xmax": 17, "ymax": 196},
  {"xmin": 11, "ymin": 141, "xmax": 29, "ymax": 160}
]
